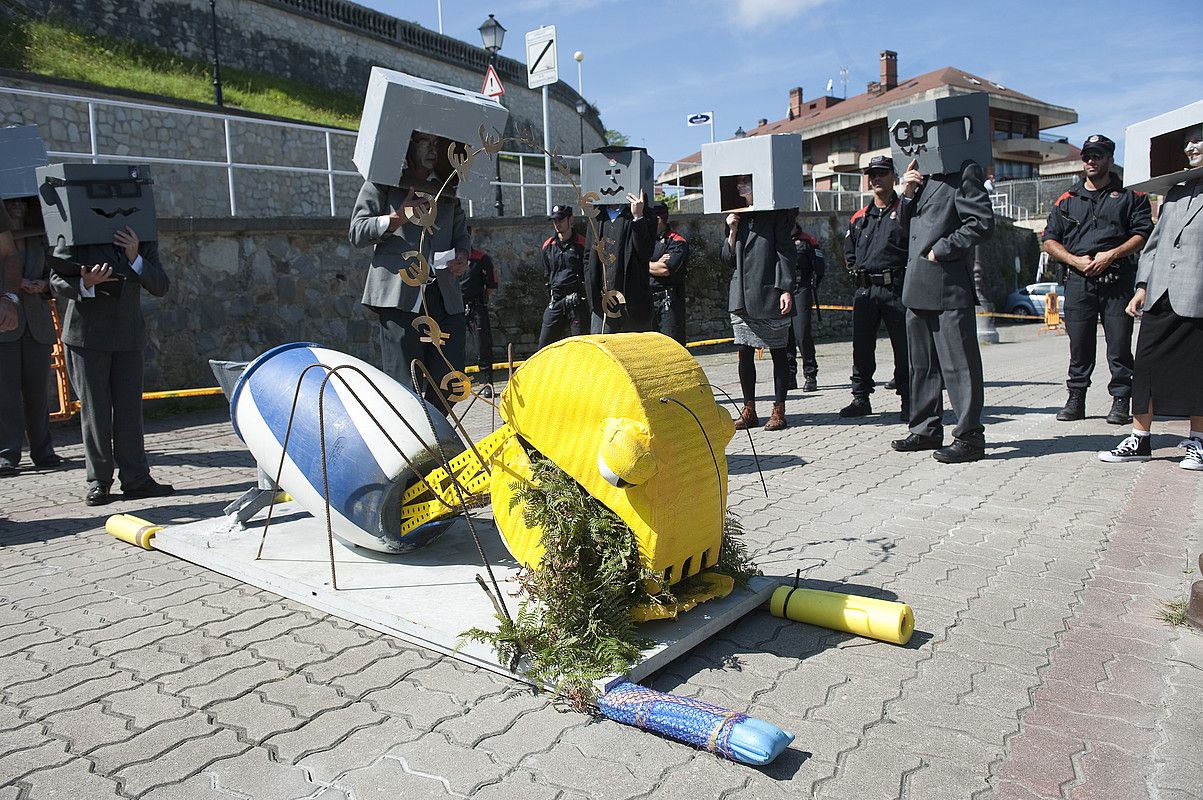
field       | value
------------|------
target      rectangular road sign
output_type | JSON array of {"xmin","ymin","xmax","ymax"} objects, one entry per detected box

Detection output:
[{"xmin": 525, "ymin": 26, "xmax": 558, "ymax": 90}]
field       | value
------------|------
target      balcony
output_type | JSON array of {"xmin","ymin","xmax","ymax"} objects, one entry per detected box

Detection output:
[
  {"xmin": 992, "ymin": 136, "xmax": 1073, "ymax": 160},
  {"xmin": 825, "ymin": 150, "xmax": 860, "ymax": 170}
]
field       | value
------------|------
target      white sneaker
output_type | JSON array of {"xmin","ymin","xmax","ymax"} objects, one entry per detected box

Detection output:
[
  {"xmin": 1177, "ymin": 437, "xmax": 1203, "ymax": 471},
  {"xmin": 1098, "ymin": 434, "xmax": 1152, "ymax": 462}
]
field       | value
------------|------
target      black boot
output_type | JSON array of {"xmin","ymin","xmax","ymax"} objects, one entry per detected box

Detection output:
[
  {"xmin": 839, "ymin": 396, "xmax": 872, "ymax": 418},
  {"xmin": 1106, "ymin": 396, "xmax": 1132, "ymax": 425},
  {"xmin": 1056, "ymin": 389, "xmax": 1086, "ymax": 422}
]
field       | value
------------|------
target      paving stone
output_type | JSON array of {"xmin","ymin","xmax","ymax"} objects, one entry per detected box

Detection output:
[
  {"xmin": 264, "ymin": 701, "xmax": 387, "ymax": 764},
  {"xmin": 42, "ymin": 703, "xmax": 134, "ymax": 754},
  {"xmin": 12, "ymin": 755, "xmax": 124, "ymax": 799},
  {"xmin": 434, "ymin": 691, "xmax": 546, "ymax": 747},
  {"xmin": 112, "ymin": 730, "xmax": 249, "ymax": 797},
  {"xmin": 361, "ymin": 679, "xmax": 467, "ymax": 730},
  {"xmin": 328, "ymin": 650, "xmax": 431, "ymax": 699},
  {"xmin": 87, "ymin": 713, "xmax": 220, "ymax": 774},
  {"xmin": 294, "ymin": 717, "xmax": 420, "ymax": 782},
  {"xmin": 333, "ymin": 755, "xmax": 455, "ymax": 799},
  {"xmin": 206, "ymin": 693, "xmax": 301, "ymax": 743},
  {"xmin": 102, "ymin": 684, "xmax": 191, "ymax": 729},
  {"xmin": 205, "ymin": 746, "xmax": 319, "ymax": 800},
  {"xmin": 0, "ymin": 739, "xmax": 70, "ymax": 784},
  {"xmin": 255, "ymin": 674, "xmax": 347, "ymax": 718},
  {"xmin": 301, "ymin": 640, "xmax": 400, "ymax": 685},
  {"xmin": 472, "ymin": 768, "xmax": 561, "ymax": 800}
]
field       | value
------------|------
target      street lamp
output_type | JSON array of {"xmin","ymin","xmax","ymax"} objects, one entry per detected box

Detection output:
[
  {"xmin": 209, "ymin": 0, "xmax": 223, "ymax": 106},
  {"xmin": 575, "ymin": 99, "xmax": 587, "ymax": 155},
  {"xmin": 479, "ymin": 14, "xmax": 506, "ymax": 216},
  {"xmin": 573, "ymin": 50, "xmax": 584, "ymax": 96}
]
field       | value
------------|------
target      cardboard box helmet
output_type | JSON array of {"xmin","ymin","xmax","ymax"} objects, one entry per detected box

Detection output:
[
  {"xmin": 701, "ymin": 134, "xmax": 804, "ymax": 214},
  {"xmin": 887, "ymin": 92, "xmax": 991, "ymax": 175},
  {"xmin": 35, "ymin": 163, "xmax": 157, "ymax": 249},
  {"xmin": 580, "ymin": 147, "xmax": 654, "ymax": 206},
  {"xmin": 0, "ymin": 125, "xmax": 50, "ymax": 200},
  {"xmin": 1124, "ymin": 99, "xmax": 1203, "ymax": 195},
  {"xmin": 353, "ymin": 66, "xmax": 508, "ymax": 193}
]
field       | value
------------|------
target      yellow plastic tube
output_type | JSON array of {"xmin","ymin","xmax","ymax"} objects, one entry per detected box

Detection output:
[
  {"xmin": 769, "ymin": 585, "xmax": 914, "ymax": 645},
  {"xmin": 105, "ymin": 514, "xmax": 161, "ymax": 550}
]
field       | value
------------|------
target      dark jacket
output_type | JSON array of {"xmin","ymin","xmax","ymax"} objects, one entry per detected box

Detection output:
[
  {"xmin": 1042, "ymin": 173, "xmax": 1153, "ymax": 265},
  {"xmin": 794, "ymin": 229, "xmax": 827, "ymax": 291},
  {"xmin": 0, "ymin": 234, "xmax": 56, "ymax": 346},
  {"xmin": 846, "ymin": 194, "xmax": 907, "ymax": 273},
  {"xmin": 899, "ymin": 162, "xmax": 994, "ymax": 311},
  {"xmin": 650, "ymin": 229, "xmax": 689, "ymax": 290},
  {"xmin": 459, "ymin": 248, "xmax": 497, "ymax": 302},
  {"xmin": 584, "ymin": 208, "xmax": 654, "ymax": 330},
  {"xmin": 722, "ymin": 209, "xmax": 796, "ymax": 318},
  {"xmin": 50, "ymin": 241, "xmax": 169, "ymax": 351},
  {"xmin": 543, "ymin": 232, "xmax": 586, "ymax": 295}
]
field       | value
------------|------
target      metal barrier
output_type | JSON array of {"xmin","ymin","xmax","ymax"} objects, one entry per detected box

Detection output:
[{"xmin": 492, "ymin": 151, "xmax": 581, "ymax": 217}]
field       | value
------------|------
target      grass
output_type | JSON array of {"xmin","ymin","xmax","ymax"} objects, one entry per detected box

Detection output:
[
  {"xmin": 1158, "ymin": 597, "xmax": 1188, "ymax": 627},
  {"xmin": 0, "ymin": 16, "xmax": 362, "ymax": 129}
]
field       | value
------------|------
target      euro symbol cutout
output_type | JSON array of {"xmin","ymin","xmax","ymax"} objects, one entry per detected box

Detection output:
[
  {"xmin": 412, "ymin": 315, "xmax": 450, "ymax": 347},
  {"xmin": 578, "ymin": 191, "xmax": 600, "ymax": 211},
  {"xmin": 448, "ymin": 143, "xmax": 475, "ymax": 183},
  {"xmin": 404, "ymin": 192, "xmax": 437, "ymax": 232},
  {"xmin": 440, "ymin": 370, "xmax": 473, "ymax": 403},
  {"xmin": 602, "ymin": 290, "xmax": 626, "ymax": 319},
  {"xmin": 479, "ymin": 124, "xmax": 503, "ymax": 155},
  {"xmin": 400, "ymin": 251, "xmax": 430, "ymax": 287}
]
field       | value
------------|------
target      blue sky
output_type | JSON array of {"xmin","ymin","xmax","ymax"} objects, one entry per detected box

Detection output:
[{"xmin": 358, "ymin": 0, "xmax": 1202, "ymax": 169}]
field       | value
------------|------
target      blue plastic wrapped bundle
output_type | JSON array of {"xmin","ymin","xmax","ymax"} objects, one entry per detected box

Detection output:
[{"xmin": 597, "ymin": 681, "xmax": 794, "ymax": 765}]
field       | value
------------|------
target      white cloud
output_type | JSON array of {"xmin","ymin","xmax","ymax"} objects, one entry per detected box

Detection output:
[{"xmin": 727, "ymin": 0, "xmax": 832, "ymax": 29}]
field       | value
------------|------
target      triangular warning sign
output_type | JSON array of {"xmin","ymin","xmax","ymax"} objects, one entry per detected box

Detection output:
[{"xmin": 482, "ymin": 65, "xmax": 505, "ymax": 98}]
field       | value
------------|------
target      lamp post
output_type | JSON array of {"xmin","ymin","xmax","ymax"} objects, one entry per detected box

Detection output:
[
  {"xmin": 575, "ymin": 99, "xmax": 587, "ymax": 155},
  {"xmin": 479, "ymin": 14, "xmax": 506, "ymax": 216},
  {"xmin": 573, "ymin": 50, "xmax": 584, "ymax": 96},
  {"xmin": 209, "ymin": 0, "xmax": 223, "ymax": 106}
]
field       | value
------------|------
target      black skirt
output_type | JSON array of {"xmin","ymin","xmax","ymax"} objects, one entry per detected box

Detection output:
[{"xmin": 1132, "ymin": 294, "xmax": 1203, "ymax": 417}]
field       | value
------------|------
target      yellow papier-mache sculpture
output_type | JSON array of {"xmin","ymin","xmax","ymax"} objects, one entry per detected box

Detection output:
[{"xmin": 402, "ymin": 332, "xmax": 736, "ymax": 589}]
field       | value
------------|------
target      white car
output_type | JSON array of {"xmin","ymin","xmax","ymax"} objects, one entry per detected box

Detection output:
[{"xmin": 1005, "ymin": 282, "xmax": 1065, "ymax": 318}]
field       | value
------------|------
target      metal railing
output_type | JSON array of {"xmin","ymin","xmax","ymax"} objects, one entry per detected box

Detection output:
[
  {"xmin": 491, "ymin": 151, "xmax": 581, "ymax": 217},
  {"xmin": 0, "ymin": 86, "xmax": 360, "ymax": 217},
  {"xmin": 990, "ymin": 192, "xmax": 1030, "ymax": 222}
]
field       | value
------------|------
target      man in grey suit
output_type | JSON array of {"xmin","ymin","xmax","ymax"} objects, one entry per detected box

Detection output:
[
  {"xmin": 51, "ymin": 226, "xmax": 172, "ymax": 506},
  {"xmin": 349, "ymin": 131, "xmax": 470, "ymax": 407},
  {"xmin": 890, "ymin": 158, "xmax": 994, "ymax": 463}
]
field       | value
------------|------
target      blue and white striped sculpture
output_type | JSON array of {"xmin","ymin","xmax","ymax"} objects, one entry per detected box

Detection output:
[{"xmin": 230, "ymin": 342, "xmax": 465, "ymax": 553}]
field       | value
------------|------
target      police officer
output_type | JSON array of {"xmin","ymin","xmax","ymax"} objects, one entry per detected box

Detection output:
[
  {"xmin": 537, "ymin": 204, "xmax": 588, "ymax": 349},
  {"xmin": 786, "ymin": 210, "xmax": 825, "ymax": 391},
  {"xmin": 648, "ymin": 202, "xmax": 689, "ymax": 344},
  {"xmin": 1043, "ymin": 134, "xmax": 1153, "ymax": 425},
  {"xmin": 459, "ymin": 228, "xmax": 498, "ymax": 382},
  {"xmin": 840, "ymin": 155, "xmax": 909, "ymax": 421}
]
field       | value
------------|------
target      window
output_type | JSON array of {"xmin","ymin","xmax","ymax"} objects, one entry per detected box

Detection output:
[
  {"xmin": 994, "ymin": 159, "xmax": 1037, "ymax": 179},
  {"xmin": 868, "ymin": 122, "xmax": 889, "ymax": 151},
  {"xmin": 832, "ymin": 172, "xmax": 861, "ymax": 191},
  {"xmin": 831, "ymin": 130, "xmax": 859, "ymax": 152}
]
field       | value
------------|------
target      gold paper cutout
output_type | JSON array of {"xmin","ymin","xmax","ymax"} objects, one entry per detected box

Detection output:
[
  {"xmin": 440, "ymin": 370, "xmax": 473, "ymax": 403},
  {"xmin": 602, "ymin": 290, "xmax": 626, "ymax": 319},
  {"xmin": 413, "ymin": 315, "xmax": 450, "ymax": 347},
  {"xmin": 579, "ymin": 191, "xmax": 600, "ymax": 210},
  {"xmin": 448, "ymin": 143, "xmax": 475, "ymax": 183},
  {"xmin": 479, "ymin": 124, "xmax": 503, "ymax": 155},
  {"xmin": 404, "ymin": 191, "xmax": 438, "ymax": 231},
  {"xmin": 400, "ymin": 251, "xmax": 430, "ymax": 287}
]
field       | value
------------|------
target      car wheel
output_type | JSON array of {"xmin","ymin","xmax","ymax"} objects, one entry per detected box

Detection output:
[{"xmin": 1010, "ymin": 304, "xmax": 1034, "ymax": 319}]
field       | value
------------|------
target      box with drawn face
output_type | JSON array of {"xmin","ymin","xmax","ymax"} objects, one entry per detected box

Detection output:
[
  {"xmin": 353, "ymin": 66, "xmax": 509, "ymax": 193},
  {"xmin": 0, "ymin": 125, "xmax": 50, "ymax": 200},
  {"xmin": 1124, "ymin": 99, "xmax": 1203, "ymax": 195},
  {"xmin": 580, "ymin": 147, "xmax": 655, "ymax": 206},
  {"xmin": 701, "ymin": 134, "xmax": 804, "ymax": 214},
  {"xmin": 887, "ymin": 92, "xmax": 991, "ymax": 176},
  {"xmin": 35, "ymin": 163, "xmax": 157, "ymax": 248}
]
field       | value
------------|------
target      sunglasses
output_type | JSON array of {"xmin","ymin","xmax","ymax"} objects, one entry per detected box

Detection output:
[{"xmin": 1081, "ymin": 152, "xmax": 1109, "ymax": 162}]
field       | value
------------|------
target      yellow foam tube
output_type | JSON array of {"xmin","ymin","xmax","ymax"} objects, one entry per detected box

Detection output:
[
  {"xmin": 769, "ymin": 585, "xmax": 914, "ymax": 646},
  {"xmin": 105, "ymin": 514, "xmax": 161, "ymax": 550}
]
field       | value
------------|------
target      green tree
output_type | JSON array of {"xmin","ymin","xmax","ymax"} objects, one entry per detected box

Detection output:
[{"xmin": 605, "ymin": 129, "xmax": 630, "ymax": 147}]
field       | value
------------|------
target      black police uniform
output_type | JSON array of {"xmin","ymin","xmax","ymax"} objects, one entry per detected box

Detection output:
[
  {"xmin": 1042, "ymin": 173, "xmax": 1153, "ymax": 400},
  {"xmin": 649, "ymin": 227, "xmax": 689, "ymax": 344},
  {"xmin": 786, "ymin": 229, "xmax": 825, "ymax": 387},
  {"xmin": 846, "ymin": 194, "xmax": 909, "ymax": 400},
  {"xmin": 537, "ymin": 231, "xmax": 588, "ymax": 349},
  {"xmin": 459, "ymin": 248, "xmax": 497, "ymax": 375}
]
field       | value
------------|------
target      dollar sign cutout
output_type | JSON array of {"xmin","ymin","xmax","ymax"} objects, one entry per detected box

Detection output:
[
  {"xmin": 602, "ymin": 290, "xmax": 626, "ymax": 319},
  {"xmin": 412, "ymin": 315, "xmax": 450, "ymax": 347},
  {"xmin": 448, "ymin": 143, "xmax": 474, "ymax": 183},
  {"xmin": 440, "ymin": 370, "xmax": 473, "ymax": 403},
  {"xmin": 479, "ymin": 124, "xmax": 503, "ymax": 155},
  {"xmin": 404, "ymin": 191, "xmax": 438, "ymax": 232},
  {"xmin": 400, "ymin": 251, "xmax": 430, "ymax": 287}
]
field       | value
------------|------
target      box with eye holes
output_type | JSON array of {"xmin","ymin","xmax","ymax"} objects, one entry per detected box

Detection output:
[
  {"xmin": 887, "ymin": 92, "xmax": 991, "ymax": 176},
  {"xmin": 0, "ymin": 125, "xmax": 50, "ymax": 201},
  {"xmin": 35, "ymin": 163, "xmax": 157, "ymax": 248},
  {"xmin": 700, "ymin": 134, "xmax": 804, "ymax": 214},
  {"xmin": 580, "ymin": 147, "xmax": 655, "ymax": 206},
  {"xmin": 1124, "ymin": 99, "xmax": 1203, "ymax": 196},
  {"xmin": 353, "ymin": 66, "xmax": 508, "ymax": 195}
]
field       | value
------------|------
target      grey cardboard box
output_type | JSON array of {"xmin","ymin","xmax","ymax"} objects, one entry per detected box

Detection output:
[
  {"xmin": 1124, "ymin": 99, "xmax": 1203, "ymax": 195},
  {"xmin": 580, "ymin": 147, "xmax": 655, "ymax": 206},
  {"xmin": 36, "ymin": 163, "xmax": 158, "ymax": 248},
  {"xmin": 887, "ymin": 92, "xmax": 991, "ymax": 176},
  {"xmin": 0, "ymin": 125, "xmax": 50, "ymax": 200},
  {"xmin": 353, "ymin": 67, "xmax": 508, "ymax": 190},
  {"xmin": 701, "ymin": 134, "xmax": 804, "ymax": 214}
]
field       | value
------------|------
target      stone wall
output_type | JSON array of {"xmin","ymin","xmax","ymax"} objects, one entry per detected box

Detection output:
[
  {"xmin": 136, "ymin": 211, "xmax": 1038, "ymax": 392},
  {"xmin": 27, "ymin": 0, "xmax": 607, "ymax": 177}
]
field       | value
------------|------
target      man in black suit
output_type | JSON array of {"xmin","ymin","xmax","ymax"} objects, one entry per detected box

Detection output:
[
  {"xmin": 584, "ymin": 191, "xmax": 654, "ymax": 334},
  {"xmin": 51, "ymin": 226, "xmax": 173, "ymax": 505},
  {"xmin": 890, "ymin": 158, "xmax": 994, "ymax": 463}
]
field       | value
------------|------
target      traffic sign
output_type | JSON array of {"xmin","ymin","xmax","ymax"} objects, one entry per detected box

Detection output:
[
  {"xmin": 482, "ymin": 64, "xmax": 505, "ymax": 98},
  {"xmin": 687, "ymin": 112, "xmax": 714, "ymax": 126},
  {"xmin": 525, "ymin": 26, "xmax": 558, "ymax": 90}
]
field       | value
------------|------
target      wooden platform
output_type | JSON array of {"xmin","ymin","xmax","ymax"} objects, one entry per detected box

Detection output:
[{"xmin": 154, "ymin": 503, "xmax": 777, "ymax": 690}]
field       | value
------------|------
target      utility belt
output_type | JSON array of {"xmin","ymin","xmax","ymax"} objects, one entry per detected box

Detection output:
[
  {"xmin": 853, "ymin": 269, "xmax": 904, "ymax": 289},
  {"xmin": 1060, "ymin": 255, "xmax": 1136, "ymax": 286},
  {"xmin": 549, "ymin": 286, "xmax": 584, "ymax": 309}
]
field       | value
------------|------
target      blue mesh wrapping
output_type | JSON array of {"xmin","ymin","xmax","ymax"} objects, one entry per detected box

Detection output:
[{"xmin": 598, "ymin": 681, "xmax": 794, "ymax": 765}]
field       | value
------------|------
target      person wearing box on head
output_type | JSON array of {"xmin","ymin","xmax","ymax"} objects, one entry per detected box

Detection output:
[
  {"xmin": 1099, "ymin": 126, "xmax": 1203, "ymax": 470},
  {"xmin": 0, "ymin": 196, "xmax": 61, "ymax": 477},
  {"xmin": 49, "ymin": 223, "xmax": 171, "ymax": 507}
]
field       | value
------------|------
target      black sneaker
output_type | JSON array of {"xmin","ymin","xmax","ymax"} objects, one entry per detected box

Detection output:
[
  {"xmin": 933, "ymin": 439, "xmax": 986, "ymax": 463},
  {"xmin": 1105, "ymin": 397, "xmax": 1132, "ymax": 425},
  {"xmin": 1098, "ymin": 433, "xmax": 1151, "ymax": 463},
  {"xmin": 891, "ymin": 433, "xmax": 943, "ymax": 452},
  {"xmin": 1057, "ymin": 390, "xmax": 1086, "ymax": 421},
  {"xmin": 803, "ymin": 376, "xmax": 818, "ymax": 392},
  {"xmin": 839, "ymin": 396, "xmax": 872, "ymax": 418}
]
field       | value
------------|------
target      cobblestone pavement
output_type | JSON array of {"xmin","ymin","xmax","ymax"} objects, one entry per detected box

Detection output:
[{"xmin": 2, "ymin": 325, "xmax": 1201, "ymax": 799}]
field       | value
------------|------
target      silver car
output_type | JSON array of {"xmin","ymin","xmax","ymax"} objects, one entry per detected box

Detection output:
[{"xmin": 1004, "ymin": 282, "xmax": 1065, "ymax": 319}]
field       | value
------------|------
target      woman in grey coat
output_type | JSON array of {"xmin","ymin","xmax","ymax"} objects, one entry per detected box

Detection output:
[
  {"xmin": 721, "ymin": 188, "xmax": 796, "ymax": 431},
  {"xmin": 1099, "ymin": 126, "xmax": 1203, "ymax": 470}
]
